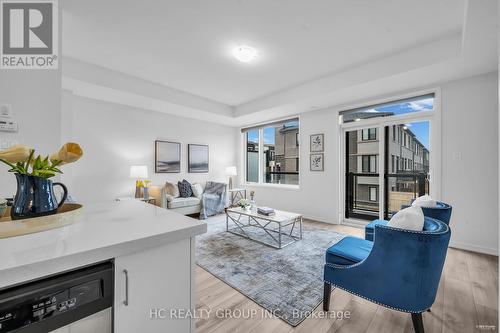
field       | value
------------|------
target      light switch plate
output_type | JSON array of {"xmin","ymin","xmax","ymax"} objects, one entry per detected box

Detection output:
[
  {"xmin": 0, "ymin": 120, "xmax": 18, "ymax": 132},
  {"xmin": 0, "ymin": 104, "xmax": 12, "ymax": 118}
]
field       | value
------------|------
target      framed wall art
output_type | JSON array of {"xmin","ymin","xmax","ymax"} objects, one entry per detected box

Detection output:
[
  {"xmin": 155, "ymin": 140, "xmax": 181, "ymax": 173},
  {"xmin": 188, "ymin": 144, "xmax": 209, "ymax": 173},
  {"xmin": 310, "ymin": 134, "xmax": 324, "ymax": 152}
]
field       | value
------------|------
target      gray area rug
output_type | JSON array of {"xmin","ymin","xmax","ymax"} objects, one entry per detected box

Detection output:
[{"xmin": 196, "ymin": 214, "xmax": 345, "ymax": 326}]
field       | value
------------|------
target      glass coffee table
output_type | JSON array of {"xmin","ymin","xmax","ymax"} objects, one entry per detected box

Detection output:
[{"xmin": 225, "ymin": 207, "xmax": 303, "ymax": 249}]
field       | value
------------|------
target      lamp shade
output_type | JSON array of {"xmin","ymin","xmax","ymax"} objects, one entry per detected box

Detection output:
[
  {"xmin": 130, "ymin": 165, "xmax": 148, "ymax": 179},
  {"xmin": 225, "ymin": 166, "xmax": 237, "ymax": 176}
]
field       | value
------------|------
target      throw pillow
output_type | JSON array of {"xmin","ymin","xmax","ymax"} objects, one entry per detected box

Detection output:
[
  {"xmin": 387, "ymin": 205, "xmax": 424, "ymax": 231},
  {"xmin": 178, "ymin": 179, "xmax": 193, "ymax": 198},
  {"xmin": 411, "ymin": 194, "xmax": 438, "ymax": 208},
  {"xmin": 165, "ymin": 181, "xmax": 180, "ymax": 198},
  {"xmin": 191, "ymin": 183, "xmax": 203, "ymax": 199}
]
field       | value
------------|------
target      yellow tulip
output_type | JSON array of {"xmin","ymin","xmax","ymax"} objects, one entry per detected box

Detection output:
[
  {"xmin": 0, "ymin": 145, "xmax": 31, "ymax": 163},
  {"xmin": 50, "ymin": 142, "xmax": 83, "ymax": 165}
]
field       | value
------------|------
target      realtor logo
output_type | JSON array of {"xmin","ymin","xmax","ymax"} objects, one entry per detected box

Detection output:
[{"xmin": 0, "ymin": 0, "xmax": 58, "ymax": 69}]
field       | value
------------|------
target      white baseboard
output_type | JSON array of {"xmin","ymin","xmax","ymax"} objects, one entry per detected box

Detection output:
[
  {"xmin": 302, "ymin": 214, "xmax": 338, "ymax": 225},
  {"xmin": 302, "ymin": 215, "xmax": 366, "ymax": 229},
  {"xmin": 449, "ymin": 241, "xmax": 498, "ymax": 256}
]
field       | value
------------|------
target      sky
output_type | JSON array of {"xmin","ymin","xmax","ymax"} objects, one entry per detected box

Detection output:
[
  {"xmin": 373, "ymin": 97, "xmax": 432, "ymax": 149},
  {"xmin": 247, "ymin": 127, "xmax": 276, "ymax": 144},
  {"xmin": 247, "ymin": 99, "xmax": 431, "ymax": 149}
]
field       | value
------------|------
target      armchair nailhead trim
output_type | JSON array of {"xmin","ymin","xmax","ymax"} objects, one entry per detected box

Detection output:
[
  {"xmin": 323, "ymin": 218, "xmax": 446, "ymax": 315},
  {"xmin": 376, "ymin": 219, "xmax": 449, "ymax": 235},
  {"xmin": 324, "ymin": 281, "xmax": 429, "ymax": 314}
]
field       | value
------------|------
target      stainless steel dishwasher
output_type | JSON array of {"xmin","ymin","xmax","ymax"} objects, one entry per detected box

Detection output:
[{"xmin": 0, "ymin": 261, "xmax": 113, "ymax": 333}]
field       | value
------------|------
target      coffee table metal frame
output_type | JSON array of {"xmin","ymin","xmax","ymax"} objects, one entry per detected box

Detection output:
[{"xmin": 225, "ymin": 208, "xmax": 303, "ymax": 249}]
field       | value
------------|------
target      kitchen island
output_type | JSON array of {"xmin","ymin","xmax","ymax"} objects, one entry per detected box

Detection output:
[{"xmin": 0, "ymin": 200, "xmax": 207, "ymax": 332}]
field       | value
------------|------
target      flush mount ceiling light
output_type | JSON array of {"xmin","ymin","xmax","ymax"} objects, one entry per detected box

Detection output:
[{"xmin": 232, "ymin": 45, "xmax": 258, "ymax": 63}]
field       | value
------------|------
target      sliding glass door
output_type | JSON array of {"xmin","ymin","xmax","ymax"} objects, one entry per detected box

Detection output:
[
  {"xmin": 345, "ymin": 127, "xmax": 381, "ymax": 220},
  {"xmin": 342, "ymin": 93, "xmax": 436, "ymax": 222},
  {"xmin": 384, "ymin": 121, "xmax": 430, "ymax": 219}
]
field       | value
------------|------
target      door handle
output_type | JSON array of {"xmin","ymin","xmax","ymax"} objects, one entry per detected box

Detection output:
[{"xmin": 123, "ymin": 269, "xmax": 129, "ymax": 306}]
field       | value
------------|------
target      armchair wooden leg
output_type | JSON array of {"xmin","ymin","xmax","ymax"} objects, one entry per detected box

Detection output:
[
  {"xmin": 411, "ymin": 313, "xmax": 425, "ymax": 333},
  {"xmin": 323, "ymin": 282, "xmax": 332, "ymax": 311}
]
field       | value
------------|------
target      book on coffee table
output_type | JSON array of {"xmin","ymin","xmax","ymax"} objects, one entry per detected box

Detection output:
[{"xmin": 257, "ymin": 207, "xmax": 275, "ymax": 216}]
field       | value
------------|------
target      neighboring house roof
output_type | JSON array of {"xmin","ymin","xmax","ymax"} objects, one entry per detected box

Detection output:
[
  {"xmin": 342, "ymin": 110, "xmax": 393, "ymax": 122},
  {"xmin": 279, "ymin": 125, "xmax": 299, "ymax": 133}
]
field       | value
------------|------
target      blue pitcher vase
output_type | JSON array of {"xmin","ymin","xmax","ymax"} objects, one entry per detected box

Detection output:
[{"xmin": 11, "ymin": 174, "xmax": 68, "ymax": 220}]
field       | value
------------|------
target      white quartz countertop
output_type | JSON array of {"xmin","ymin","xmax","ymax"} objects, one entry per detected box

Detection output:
[{"xmin": 0, "ymin": 200, "xmax": 207, "ymax": 288}]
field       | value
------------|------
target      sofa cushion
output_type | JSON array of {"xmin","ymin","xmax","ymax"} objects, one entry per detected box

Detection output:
[
  {"xmin": 191, "ymin": 183, "xmax": 203, "ymax": 199},
  {"xmin": 326, "ymin": 237, "xmax": 373, "ymax": 266},
  {"xmin": 165, "ymin": 181, "xmax": 180, "ymax": 198},
  {"xmin": 387, "ymin": 205, "xmax": 424, "ymax": 231},
  {"xmin": 178, "ymin": 179, "xmax": 193, "ymax": 198},
  {"xmin": 167, "ymin": 197, "xmax": 200, "ymax": 209}
]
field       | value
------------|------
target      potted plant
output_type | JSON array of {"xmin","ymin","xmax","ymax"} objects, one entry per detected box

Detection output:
[
  {"xmin": 237, "ymin": 199, "xmax": 252, "ymax": 211},
  {"xmin": 0, "ymin": 143, "xmax": 83, "ymax": 220}
]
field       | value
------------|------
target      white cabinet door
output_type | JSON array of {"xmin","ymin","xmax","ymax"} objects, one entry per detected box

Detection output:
[{"xmin": 114, "ymin": 239, "xmax": 193, "ymax": 333}]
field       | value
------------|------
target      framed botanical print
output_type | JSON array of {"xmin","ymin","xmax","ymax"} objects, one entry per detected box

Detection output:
[
  {"xmin": 188, "ymin": 144, "xmax": 209, "ymax": 173},
  {"xmin": 310, "ymin": 153, "xmax": 324, "ymax": 171},
  {"xmin": 155, "ymin": 140, "xmax": 181, "ymax": 173},
  {"xmin": 310, "ymin": 134, "xmax": 324, "ymax": 152}
]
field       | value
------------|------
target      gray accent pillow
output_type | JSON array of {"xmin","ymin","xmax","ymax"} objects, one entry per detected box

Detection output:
[{"xmin": 178, "ymin": 179, "xmax": 193, "ymax": 198}]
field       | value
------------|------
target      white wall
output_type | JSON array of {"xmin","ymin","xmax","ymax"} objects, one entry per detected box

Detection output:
[
  {"xmin": 0, "ymin": 11, "xmax": 62, "ymax": 197},
  {"xmin": 441, "ymin": 72, "xmax": 498, "ymax": 255},
  {"xmin": 0, "ymin": 73, "xmax": 62, "ymax": 196},
  {"xmin": 61, "ymin": 92, "xmax": 238, "ymax": 203},
  {"xmin": 240, "ymin": 71, "xmax": 499, "ymax": 255}
]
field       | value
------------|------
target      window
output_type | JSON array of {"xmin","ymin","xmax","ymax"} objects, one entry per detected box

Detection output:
[
  {"xmin": 391, "ymin": 155, "xmax": 395, "ymax": 173},
  {"xmin": 392, "ymin": 125, "xmax": 396, "ymax": 141},
  {"xmin": 369, "ymin": 187, "xmax": 378, "ymax": 202},
  {"xmin": 362, "ymin": 128, "xmax": 376, "ymax": 141},
  {"xmin": 246, "ymin": 130, "xmax": 259, "ymax": 183},
  {"xmin": 362, "ymin": 155, "xmax": 377, "ymax": 173},
  {"xmin": 340, "ymin": 93, "xmax": 434, "ymax": 123},
  {"xmin": 243, "ymin": 118, "xmax": 299, "ymax": 186}
]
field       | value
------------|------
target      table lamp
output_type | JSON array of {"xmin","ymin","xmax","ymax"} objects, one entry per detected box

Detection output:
[
  {"xmin": 225, "ymin": 166, "xmax": 237, "ymax": 189},
  {"xmin": 130, "ymin": 165, "xmax": 148, "ymax": 198}
]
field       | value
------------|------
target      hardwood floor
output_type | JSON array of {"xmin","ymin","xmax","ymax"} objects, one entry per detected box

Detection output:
[{"xmin": 195, "ymin": 220, "xmax": 498, "ymax": 333}]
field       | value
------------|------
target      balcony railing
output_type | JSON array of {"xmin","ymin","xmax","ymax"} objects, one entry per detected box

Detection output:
[
  {"xmin": 265, "ymin": 171, "xmax": 299, "ymax": 185},
  {"xmin": 346, "ymin": 172, "xmax": 429, "ymax": 220}
]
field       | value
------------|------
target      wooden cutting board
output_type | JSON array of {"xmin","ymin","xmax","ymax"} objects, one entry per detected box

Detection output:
[{"xmin": 0, "ymin": 204, "xmax": 83, "ymax": 238}]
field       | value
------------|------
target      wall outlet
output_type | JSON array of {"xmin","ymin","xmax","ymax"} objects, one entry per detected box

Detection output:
[
  {"xmin": 453, "ymin": 152, "xmax": 462, "ymax": 160},
  {"xmin": 0, "ymin": 104, "xmax": 12, "ymax": 118}
]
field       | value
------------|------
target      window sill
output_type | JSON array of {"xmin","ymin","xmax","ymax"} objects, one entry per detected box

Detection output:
[{"xmin": 241, "ymin": 183, "xmax": 301, "ymax": 191}]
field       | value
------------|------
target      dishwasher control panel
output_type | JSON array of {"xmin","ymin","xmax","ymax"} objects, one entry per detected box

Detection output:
[{"xmin": 0, "ymin": 262, "xmax": 113, "ymax": 332}]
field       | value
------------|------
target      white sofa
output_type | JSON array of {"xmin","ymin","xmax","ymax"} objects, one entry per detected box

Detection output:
[{"xmin": 149, "ymin": 182, "xmax": 228, "ymax": 215}]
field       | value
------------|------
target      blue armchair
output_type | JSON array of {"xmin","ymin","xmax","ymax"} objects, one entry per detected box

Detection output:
[
  {"xmin": 365, "ymin": 201, "xmax": 452, "ymax": 241},
  {"xmin": 323, "ymin": 217, "xmax": 451, "ymax": 333}
]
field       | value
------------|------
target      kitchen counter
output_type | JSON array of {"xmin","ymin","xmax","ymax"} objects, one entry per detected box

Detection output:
[{"xmin": 0, "ymin": 200, "xmax": 207, "ymax": 289}]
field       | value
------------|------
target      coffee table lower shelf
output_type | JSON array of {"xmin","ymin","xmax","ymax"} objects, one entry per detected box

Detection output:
[{"xmin": 225, "ymin": 208, "xmax": 302, "ymax": 249}]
